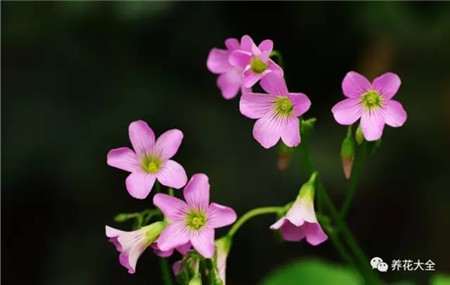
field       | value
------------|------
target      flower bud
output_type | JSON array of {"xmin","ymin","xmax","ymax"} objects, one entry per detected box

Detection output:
[
  {"xmin": 278, "ymin": 142, "xmax": 293, "ymax": 170},
  {"xmin": 298, "ymin": 172, "xmax": 317, "ymax": 200},
  {"xmin": 341, "ymin": 136, "xmax": 355, "ymax": 179},
  {"xmin": 355, "ymin": 125, "xmax": 364, "ymax": 145},
  {"xmin": 189, "ymin": 273, "xmax": 202, "ymax": 285}
]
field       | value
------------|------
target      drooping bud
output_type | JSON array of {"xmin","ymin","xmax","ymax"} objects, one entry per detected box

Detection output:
[
  {"xmin": 278, "ymin": 142, "xmax": 293, "ymax": 170},
  {"xmin": 213, "ymin": 236, "xmax": 232, "ymax": 284},
  {"xmin": 355, "ymin": 125, "xmax": 364, "ymax": 145},
  {"xmin": 341, "ymin": 128, "xmax": 355, "ymax": 179}
]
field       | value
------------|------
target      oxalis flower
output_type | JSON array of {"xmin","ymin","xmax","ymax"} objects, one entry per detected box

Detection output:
[
  {"xmin": 207, "ymin": 37, "xmax": 246, "ymax": 99},
  {"xmin": 229, "ymin": 35, "xmax": 283, "ymax": 88},
  {"xmin": 153, "ymin": 173, "xmax": 237, "ymax": 258},
  {"xmin": 105, "ymin": 221, "xmax": 166, "ymax": 274},
  {"xmin": 332, "ymin": 71, "xmax": 407, "ymax": 141},
  {"xmin": 270, "ymin": 173, "xmax": 328, "ymax": 245},
  {"xmin": 107, "ymin": 120, "xmax": 188, "ymax": 199},
  {"xmin": 240, "ymin": 72, "xmax": 311, "ymax": 149}
]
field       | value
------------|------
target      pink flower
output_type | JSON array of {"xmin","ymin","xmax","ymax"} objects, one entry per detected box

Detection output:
[
  {"xmin": 270, "ymin": 173, "xmax": 327, "ymax": 245},
  {"xmin": 153, "ymin": 174, "xmax": 237, "ymax": 258},
  {"xmin": 229, "ymin": 35, "xmax": 283, "ymax": 88},
  {"xmin": 107, "ymin": 120, "xmax": 188, "ymax": 199},
  {"xmin": 332, "ymin": 71, "xmax": 407, "ymax": 141},
  {"xmin": 151, "ymin": 241, "xmax": 191, "ymax": 257},
  {"xmin": 240, "ymin": 72, "xmax": 311, "ymax": 149},
  {"xmin": 105, "ymin": 222, "xmax": 166, "ymax": 274},
  {"xmin": 207, "ymin": 37, "xmax": 245, "ymax": 99}
]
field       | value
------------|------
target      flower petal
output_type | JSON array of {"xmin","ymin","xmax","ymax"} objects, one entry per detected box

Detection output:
[
  {"xmin": 225, "ymin": 38, "xmax": 240, "ymax": 51},
  {"xmin": 153, "ymin": 193, "xmax": 188, "ymax": 221},
  {"xmin": 157, "ymin": 221, "xmax": 191, "ymax": 252},
  {"xmin": 268, "ymin": 59, "xmax": 284, "ymax": 74},
  {"xmin": 127, "ymin": 244, "xmax": 147, "ymax": 274},
  {"xmin": 183, "ymin": 173, "xmax": 210, "ymax": 209},
  {"xmin": 360, "ymin": 111, "xmax": 385, "ymax": 141},
  {"xmin": 107, "ymin": 147, "xmax": 139, "ymax": 172},
  {"xmin": 129, "ymin": 120, "xmax": 155, "ymax": 156},
  {"xmin": 191, "ymin": 228, "xmax": 215, "ymax": 258},
  {"xmin": 289, "ymin": 93, "xmax": 311, "ymax": 117},
  {"xmin": 258, "ymin": 39, "xmax": 273, "ymax": 52},
  {"xmin": 172, "ymin": 260, "xmax": 182, "ymax": 275},
  {"xmin": 119, "ymin": 253, "xmax": 135, "ymax": 274},
  {"xmin": 260, "ymin": 72, "xmax": 288, "ymax": 95},
  {"xmin": 305, "ymin": 223, "xmax": 328, "ymax": 246},
  {"xmin": 207, "ymin": 203, "xmax": 237, "ymax": 228},
  {"xmin": 125, "ymin": 172, "xmax": 156, "ymax": 199},
  {"xmin": 207, "ymin": 48, "xmax": 232, "ymax": 74},
  {"xmin": 240, "ymin": 35, "xmax": 255, "ymax": 52},
  {"xmin": 156, "ymin": 160, "xmax": 187, "ymax": 189},
  {"xmin": 331, "ymin": 98, "xmax": 363, "ymax": 125},
  {"xmin": 228, "ymin": 50, "xmax": 251, "ymax": 69},
  {"xmin": 342, "ymin": 71, "xmax": 371, "ymax": 98},
  {"xmin": 270, "ymin": 218, "xmax": 287, "ymax": 230},
  {"xmin": 155, "ymin": 129, "xmax": 183, "ymax": 160},
  {"xmin": 372, "ymin": 72, "xmax": 401, "ymax": 99},
  {"xmin": 105, "ymin": 225, "xmax": 125, "ymax": 238},
  {"xmin": 382, "ymin": 100, "xmax": 407, "ymax": 127},
  {"xmin": 243, "ymin": 69, "xmax": 262, "ymax": 88},
  {"xmin": 280, "ymin": 221, "xmax": 306, "ymax": 242},
  {"xmin": 239, "ymin": 92, "xmax": 275, "ymax": 119},
  {"xmin": 253, "ymin": 114, "xmax": 283, "ymax": 149},
  {"xmin": 176, "ymin": 242, "xmax": 192, "ymax": 255},
  {"xmin": 217, "ymin": 69, "xmax": 243, "ymax": 100},
  {"xmin": 280, "ymin": 117, "xmax": 300, "ymax": 147}
]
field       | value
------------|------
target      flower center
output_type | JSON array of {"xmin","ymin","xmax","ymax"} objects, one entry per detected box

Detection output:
[
  {"xmin": 141, "ymin": 155, "xmax": 162, "ymax": 173},
  {"xmin": 185, "ymin": 210, "xmax": 207, "ymax": 231},
  {"xmin": 361, "ymin": 90, "xmax": 383, "ymax": 111},
  {"xmin": 273, "ymin": 97, "xmax": 294, "ymax": 117},
  {"xmin": 250, "ymin": 56, "xmax": 268, "ymax": 74}
]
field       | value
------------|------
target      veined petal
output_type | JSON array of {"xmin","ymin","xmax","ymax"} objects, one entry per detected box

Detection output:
[
  {"xmin": 207, "ymin": 203, "xmax": 237, "ymax": 228},
  {"xmin": 155, "ymin": 129, "xmax": 183, "ymax": 160},
  {"xmin": 183, "ymin": 173, "xmax": 210, "ymax": 209},
  {"xmin": 129, "ymin": 120, "xmax": 155, "ymax": 156},
  {"xmin": 382, "ymin": 100, "xmax": 407, "ymax": 127},
  {"xmin": 217, "ymin": 69, "xmax": 243, "ymax": 100},
  {"xmin": 332, "ymin": 98, "xmax": 363, "ymax": 125},
  {"xmin": 191, "ymin": 228, "xmax": 215, "ymax": 258},
  {"xmin": 125, "ymin": 172, "xmax": 156, "ymax": 199},
  {"xmin": 127, "ymin": 244, "xmax": 147, "ymax": 274},
  {"xmin": 107, "ymin": 147, "xmax": 139, "ymax": 172},
  {"xmin": 270, "ymin": 217, "xmax": 288, "ymax": 230},
  {"xmin": 105, "ymin": 226, "xmax": 125, "ymax": 238},
  {"xmin": 156, "ymin": 160, "xmax": 187, "ymax": 189},
  {"xmin": 305, "ymin": 223, "xmax": 328, "ymax": 246},
  {"xmin": 289, "ymin": 93, "xmax": 311, "ymax": 117},
  {"xmin": 176, "ymin": 242, "xmax": 192, "ymax": 255},
  {"xmin": 239, "ymin": 92, "xmax": 275, "ymax": 119},
  {"xmin": 157, "ymin": 222, "xmax": 191, "ymax": 252},
  {"xmin": 253, "ymin": 114, "xmax": 283, "ymax": 149},
  {"xmin": 207, "ymin": 48, "xmax": 232, "ymax": 74},
  {"xmin": 360, "ymin": 111, "xmax": 385, "ymax": 141},
  {"xmin": 280, "ymin": 117, "xmax": 300, "ymax": 147},
  {"xmin": 225, "ymin": 38, "xmax": 239, "ymax": 51},
  {"xmin": 372, "ymin": 72, "xmax": 401, "ymax": 100},
  {"xmin": 229, "ymin": 50, "xmax": 251, "ymax": 69},
  {"xmin": 260, "ymin": 72, "xmax": 288, "ymax": 95},
  {"xmin": 342, "ymin": 71, "xmax": 371, "ymax": 98},
  {"xmin": 153, "ymin": 193, "xmax": 188, "ymax": 221}
]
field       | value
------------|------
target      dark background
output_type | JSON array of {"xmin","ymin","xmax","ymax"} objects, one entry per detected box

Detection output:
[{"xmin": 2, "ymin": 2, "xmax": 450, "ymax": 284}]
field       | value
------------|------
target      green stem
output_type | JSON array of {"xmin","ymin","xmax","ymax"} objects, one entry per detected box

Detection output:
[
  {"xmin": 227, "ymin": 207, "xmax": 283, "ymax": 238},
  {"xmin": 159, "ymin": 258, "xmax": 173, "ymax": 285},
  {"xmin": 340, "ymin": 142, "xmax": 368, "ymax": 219}
]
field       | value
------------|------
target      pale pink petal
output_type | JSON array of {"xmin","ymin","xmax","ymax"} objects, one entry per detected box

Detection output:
[
  {"xmin": 382, "ymin": 100, "xmax": 407, "ymax": 127},
  {"xmin": 107, "ymin": 147, "xmax": 139, "ymax": 172},
  {"xmin": 360, "ymin": 111, "xmax": 385, "ymax": 141},
  {"xmin": 155, "ymin": 129, "xmax": 183, "ymax": 160},
  {"xmin": 281, "ymin": 221, "xmax": 306, "ymax": 242},
  {"xmin": 342, "ymin": 71, "xmax": 371, "ymax": 98},
  {"xmin": 191, "ymin": 228, "xmax": 215, "ymax": 258},
  {"xmin": 156, "ymin": 160, "xmax": 187, "ymax": 189},
  {"xmin": 228, "ymin": 50, "xmax": 251, "ymax": 69},
  {"xmin": 217, "ymin": 69, "xmax": 243, "ymax": 99},
  {"xmin": 243, "ymin": 69, "xmax": 262, "ymax": 88},
  {"xmin": 331, "ymin": 98, "xmax": 363, "ymax": 125},
  {"xmin": 253, "ymin": 114, "xmax": 283, "ymax": 149},
  {"xmin": 172, "ymin": 260, "xmax": 182, "ymax": 275},
  {"xmin": 183, "ymin": 173, "xmax": 210, "ymax": 209},
  {"xmin": 128, "ymin": 120, "xmax": 155, "ymax": 156},
  {"xmin": 176, "ymin": 242, "xmax": 192, "ymax": 255},
  {"xmin": 258, "ymin": 39, "xmax": 273, "ymax": 53},
  {"xmin": 125, "ymin": 172, "xmax": 156, "ymax": 199},
  {"xmin": 105, "ymin": 225, "xmax": 125, "ymax": 238},
  {"xmin": 289, "ymin": 93, "xmax": 311, "ymax": 117},
  {"xmin": 305, "ymin": 223, "xmax": 328, "ymax": 245},
  {"xmin": 240, "ymin": 35, "xmax": 255, "ymax": 52},
  {"xmin": 225, "ymin": 38, "xmax": 239, "ymax": 51},
  {"xmin": 270, "ymin": 218, "xmax": 287, "ymax": 230},
  {"xmin": 207, "ymin": 203, "xmax": 237, "ymax": 228},
  {"xmin": 127, "ymin": 244, "xmax": 147, "ymax": 274},
  {"xmin": 207, "ymin": 48, "xmax": 232, "ymax": 74},
  {"xmin": 280, "ymin": 117, "xmax": 300, "ymax": 147},
  {"xmin": 260, "ymin": 72, "xmax": 288, "ymax": 95},
  {"xmin": 157, "ymin": 222, "xmax": 191, "ymax": 252},
  {"xmin": 153, "ymin": 193, "xmax": 188, "ymax": 221},
  {"xmin": 239, "ymin": 92, "xmax": 275, "ymax": 119},
  {"xmin": 372, "ymin": 72, "xmax": 401, "ymax": 99}
]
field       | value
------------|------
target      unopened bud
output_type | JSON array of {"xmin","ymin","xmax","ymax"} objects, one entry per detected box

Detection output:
[
  {"xmin": 355, "ymin": 125, "xmax": 364, "ymax": 145},
  {"xmin": 341, "ymin": 136, "xmax": 355, "ymax": 179},
  {"xmin": 278, "ymin": 142, "xmax": 293, "ymax": 170},
  {"xmin": 189, "ymin": 273, "xmax": 202, "ymax": 285}
]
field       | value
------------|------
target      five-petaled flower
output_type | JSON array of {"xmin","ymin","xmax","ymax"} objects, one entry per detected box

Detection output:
[
  {"xmin": 154, "ymin": 173, "xmax": 237, "ymax": 258},
  {"xmin": 332, "ymin": 71, "xmax": 407, "ymax": 141},
  {"xmin": 107, "ymin": 120, "xmax": 188, "ymax": 199},
  {"xmin": 270, "ymin": 173, "xmax": 328, "ymax": 245},
  {"xmin": 229, "ymin": 35, "xmax": 283, "ymax": 88},
  {"xmin": 240, "ymin": 72, "xmax": 311, "ymax": 149}
]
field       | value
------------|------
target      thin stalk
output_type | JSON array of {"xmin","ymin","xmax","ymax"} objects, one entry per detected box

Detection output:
[
  {"xmin": 227, "ymin": 207, "xmax": 283, "ymax": 238},
  {"xmin": 159, "ymin": 258, "xmax": 173, "ymax": 285}
]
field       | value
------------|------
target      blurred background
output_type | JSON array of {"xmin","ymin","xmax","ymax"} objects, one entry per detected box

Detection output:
[{"xmin": 2, "ymin": 2, "xmax": 450, "ymax": 284}]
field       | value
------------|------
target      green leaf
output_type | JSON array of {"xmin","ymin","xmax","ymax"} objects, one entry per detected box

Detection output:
[
  {"xmin": 262, "ymin": 258, "xmax": 363, "ymax": 285},
  {"xmin": 431, "ymin": 274, "xmax": 450, "ymax": 285}
]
